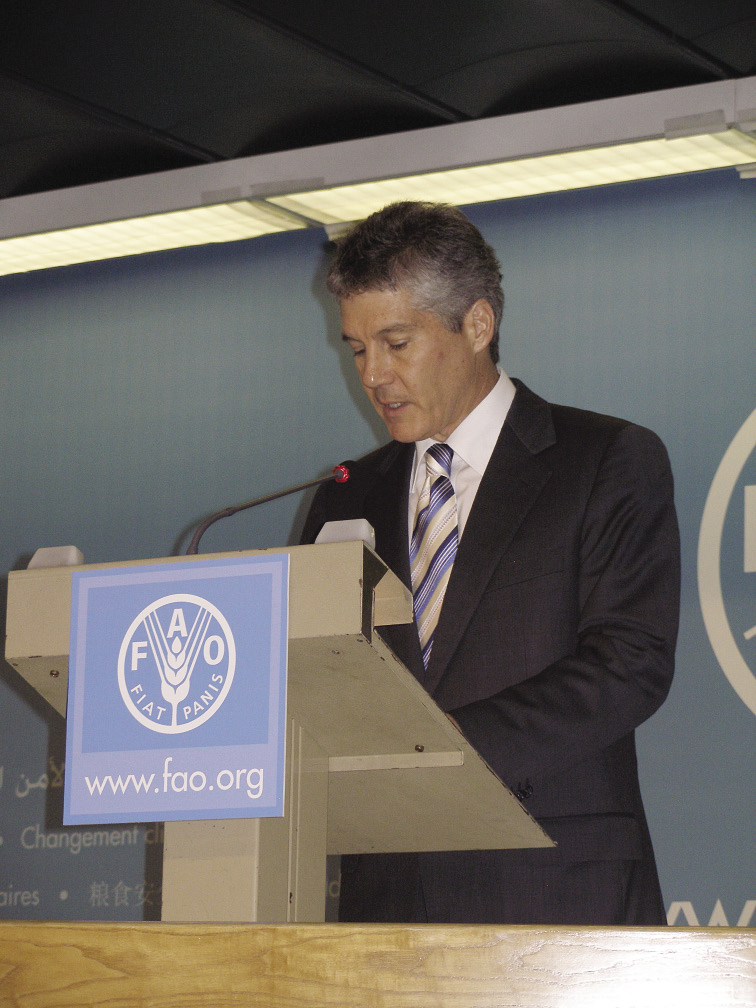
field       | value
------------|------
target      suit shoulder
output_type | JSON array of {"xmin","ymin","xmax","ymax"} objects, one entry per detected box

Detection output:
[
  {"xmin": 510, "ymin": 378, "xmax": 667, "ymax": 458},
  {"xmin": 337, "ymin": 439, "xmax": 407, "ymax": 489},
  {"xmin": 550, "ymin": 402, "xmax": 668, "ymax": 454},
  {"xmin": 546, "ymin": 402, "xmax": 674, "ymax": 499},
  {"xmin": 551, "ymin": 402, "xmax": 629, "ymax": 438},
  {"xmin": 301, "ymin": 440, "xmax": 406, "ymax": 543}
]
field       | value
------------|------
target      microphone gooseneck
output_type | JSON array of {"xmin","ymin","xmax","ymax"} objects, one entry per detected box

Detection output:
[{"xmin": 186, "ymin": 463, "xmax": 351, "ymax": 555}]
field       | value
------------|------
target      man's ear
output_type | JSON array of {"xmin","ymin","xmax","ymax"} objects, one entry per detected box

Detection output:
[{"xmin": 464, "ymin": 298, "xmax": 495, "ymax": 354}]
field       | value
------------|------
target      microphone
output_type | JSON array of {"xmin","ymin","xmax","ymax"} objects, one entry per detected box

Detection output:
[{"xmin": 186, "ymin": 463, "xmax": 351, "ymax": 555}]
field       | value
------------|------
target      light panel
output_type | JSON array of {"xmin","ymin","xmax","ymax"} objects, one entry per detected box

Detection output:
[
  {"xmin": 267, "ymin": 130, "xmax": 756, "ymax": 223},
  {"xmin": 2, "ymin": 73, "xmax": 756, "ymax": 277},
  {"xmin": 0, "ymin": 200, "xmax": 306, "ymax": 276}
]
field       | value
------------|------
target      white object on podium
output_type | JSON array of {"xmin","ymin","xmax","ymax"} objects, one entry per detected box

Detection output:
[{"xmin": 6, "ymin": 541, "xmax": 552, "ymax": 922}]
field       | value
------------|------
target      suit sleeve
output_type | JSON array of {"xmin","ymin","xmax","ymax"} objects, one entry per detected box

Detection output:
[{"xmin": 450, "ymin": 424, "xmax": 680, "ymax": 789}]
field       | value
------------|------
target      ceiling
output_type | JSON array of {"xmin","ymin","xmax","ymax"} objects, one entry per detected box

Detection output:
[{"xmin": 2, "ymin": 0, "xmax": 756, "ymax": 202}]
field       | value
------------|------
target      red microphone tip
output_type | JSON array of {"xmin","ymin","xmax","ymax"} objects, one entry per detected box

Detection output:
[{"xmin": 332, "ymin": 463, "xmax": 350, "ymax": 483}]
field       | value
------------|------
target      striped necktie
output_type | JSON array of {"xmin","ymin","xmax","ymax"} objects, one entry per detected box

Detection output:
[{"xmin": 410, "ymin": 443, "xmax": 458, "ymax": 667}]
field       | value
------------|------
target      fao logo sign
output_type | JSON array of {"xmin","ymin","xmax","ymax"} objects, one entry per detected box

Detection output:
[
  {"xmin": 65, "ymin": 554, "xmax": 289, "ymax": 824},
  {"xmin": 118, "ymin": 594, "xmax": 236, "ymax": 733},
  {"xmin": 699, "ymin": 406, "xmax": 756, "ymax": 715}
]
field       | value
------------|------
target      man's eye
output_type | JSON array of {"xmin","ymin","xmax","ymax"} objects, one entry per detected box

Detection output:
[{"xmin": 389, "ymin": 342, "xmax": 407, "ymax": 351}]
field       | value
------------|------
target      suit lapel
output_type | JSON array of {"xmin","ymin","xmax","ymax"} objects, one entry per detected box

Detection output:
[
  {"xmin": 423, "ymin": 381, "xmax": 556, "ymax": 695},
  {"xmin": 364, "ymin": 441, "xmax": 412, "ymax": 586}
]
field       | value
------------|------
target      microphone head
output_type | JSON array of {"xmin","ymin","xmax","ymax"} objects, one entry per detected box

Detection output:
[{"xmin": 332, "ymin": 462, "xmax": 351, "ymax": 483}]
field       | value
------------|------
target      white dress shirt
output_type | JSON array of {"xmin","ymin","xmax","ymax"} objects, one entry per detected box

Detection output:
[{"xmin": 409, "ymin": 369, "xmax": 516, "ymax": 540}]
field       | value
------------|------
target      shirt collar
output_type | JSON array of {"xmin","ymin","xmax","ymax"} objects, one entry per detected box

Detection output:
[{"xmin": 412, "ymin": 368, "xmax": 516, "ymax": 481}]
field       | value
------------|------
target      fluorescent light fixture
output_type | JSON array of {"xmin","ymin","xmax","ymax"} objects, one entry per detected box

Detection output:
[
  {"xmin": 2, "ymin": 75, "xmax": 756, "ymax": 277},
  {"xmin": 267, "ymin": 130, "xmax": 756, "ymax": 224},
  {"xmin": 0, "ymin": 200, "xmax": 306, "ymax": 275}
]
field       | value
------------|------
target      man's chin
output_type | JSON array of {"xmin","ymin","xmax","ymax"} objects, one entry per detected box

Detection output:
[
  {"xmin": 376, "ymin": 407, "xmax": 416, "ymax": 442},
  {"xmin": 382, "ymin": 419, "xmax": 421, "ymax": 443}
]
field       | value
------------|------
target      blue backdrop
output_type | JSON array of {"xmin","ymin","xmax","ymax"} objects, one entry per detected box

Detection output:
[{"xmin": 1, "ymin": 167, "xmax": 754, "ymax": 924}]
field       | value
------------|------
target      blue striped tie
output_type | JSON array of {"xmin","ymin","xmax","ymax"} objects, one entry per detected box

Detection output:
[{"xmin": 410, "ymin": 443, "xmax": 458, "ymax": 667}]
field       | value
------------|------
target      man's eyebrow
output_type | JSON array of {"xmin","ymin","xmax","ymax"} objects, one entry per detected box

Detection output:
[{"xmin": 341, "ymin": 322, "xmax": 414, "ymax": 341}]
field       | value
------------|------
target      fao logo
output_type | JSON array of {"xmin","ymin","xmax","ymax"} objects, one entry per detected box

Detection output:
[
  {"xmin": 117, "ymin": 593, "xmax": 236, "ymax": 733},
  {"xmin": 699, "ymin": 407, "xmax": 756, "ymax": 716}
]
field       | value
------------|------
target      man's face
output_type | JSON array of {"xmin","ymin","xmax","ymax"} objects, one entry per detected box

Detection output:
[{"xmin": 340, "ymin": 286, "xmax": 497, "ymax": 443}]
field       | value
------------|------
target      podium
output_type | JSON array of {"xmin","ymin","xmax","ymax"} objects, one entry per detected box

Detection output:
[{"xmin": 5, "ymin": 541, "xmax": 552, "ymax": 923}]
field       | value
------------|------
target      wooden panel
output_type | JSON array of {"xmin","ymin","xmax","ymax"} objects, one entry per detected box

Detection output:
[{"xmin": 0, "ymin": 922, "xmax": 755, "ymax": 1007}]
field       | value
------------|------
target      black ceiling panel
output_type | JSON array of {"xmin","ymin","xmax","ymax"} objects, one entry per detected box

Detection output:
[{"xmin": 0, "ymin": 0, "xmax": 754, "ymax": 199}]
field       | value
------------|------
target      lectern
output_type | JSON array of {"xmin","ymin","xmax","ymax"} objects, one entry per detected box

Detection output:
[{"xmin": 5, "ymin": 541, "xmax": 552, "ymax": 922}]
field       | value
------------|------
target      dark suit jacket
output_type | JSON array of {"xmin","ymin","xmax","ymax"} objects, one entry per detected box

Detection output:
[{"xmin": 302, "ymin": 379, "xmax": 680, "ymax": 925}]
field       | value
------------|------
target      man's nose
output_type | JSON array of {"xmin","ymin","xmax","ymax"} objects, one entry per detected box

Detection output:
[{"xmin": 361, "ymin": 350, "xmax": 392, "ymax": 388}]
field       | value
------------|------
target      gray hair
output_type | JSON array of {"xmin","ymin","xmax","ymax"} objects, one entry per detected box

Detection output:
[{"xmin": 326, "ymin": 201, "xmax": 504, "ymax": 363}]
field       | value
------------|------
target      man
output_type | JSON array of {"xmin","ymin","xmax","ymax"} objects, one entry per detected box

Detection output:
[{"xmin": 302, "ymin": 201, "xmax": 680, "ymax": 925}]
